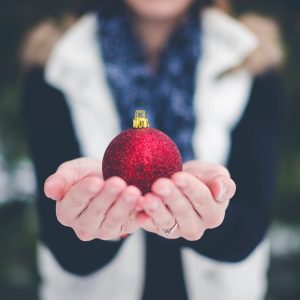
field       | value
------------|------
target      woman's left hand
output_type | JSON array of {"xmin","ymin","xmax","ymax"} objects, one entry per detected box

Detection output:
[{"xmin": 136, "ymin": 160, "xmax": 236, "ymax": 241}]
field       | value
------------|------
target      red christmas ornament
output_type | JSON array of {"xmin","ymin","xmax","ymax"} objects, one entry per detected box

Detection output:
[{"xmin": 102, "ymin": 110, "xmax": 182, "ymax": 194}]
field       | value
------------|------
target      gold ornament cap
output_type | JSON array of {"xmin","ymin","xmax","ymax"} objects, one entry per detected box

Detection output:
[{"xmin": 133, "ymin": 110, "xmax": 150, "ymax": 128}]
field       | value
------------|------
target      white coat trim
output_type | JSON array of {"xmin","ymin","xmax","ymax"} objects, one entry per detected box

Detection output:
[
  {"xmin": 193, "ymin": 8, "xmax": 257, "ymax": 165},
  {"xmin": 182, "ymin": 240, "xmax": 270, "ymax": 300},
  {"xmin": 46, "ymin": 14, "xmax": 121, "ymax": 159},
  {"xmin": 38, "ymin": 231, "xmax": 145, "ymax": 300}
]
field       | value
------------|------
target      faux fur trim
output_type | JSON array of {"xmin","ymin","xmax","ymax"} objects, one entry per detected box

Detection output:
[
  {"xmin": 21, "ymin": 15, "xmax": 76, "ymax": 68},
  {"xmin": 22, "ymin": 11, "xmax": 283, "ymax": 75},
  {"xmin": 239, "ymin": 13, "xmax": 284, "ymax": 74}
]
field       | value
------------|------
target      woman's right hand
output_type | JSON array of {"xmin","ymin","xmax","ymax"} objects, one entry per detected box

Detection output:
[{"xmin": 44, "ymin": 158, "xmax": 141, "ymax": 241}]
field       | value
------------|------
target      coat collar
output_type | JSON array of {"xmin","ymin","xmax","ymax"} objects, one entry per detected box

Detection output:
[
  {"xmin": 45, "ymin": 8, "xmax": 257, "ymax": 165},
  {"xmin": 46, "ymin": 8, "xmax": 258, "ymax": 91},
  {"xmin": 201, "ymin": 8, "xmax": 258, "ymax": 76}
]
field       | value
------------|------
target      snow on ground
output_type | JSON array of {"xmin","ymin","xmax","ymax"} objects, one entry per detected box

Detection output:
[{"xmin": 0, "ymin": 155, "xmax": 36, "ymax": 204}]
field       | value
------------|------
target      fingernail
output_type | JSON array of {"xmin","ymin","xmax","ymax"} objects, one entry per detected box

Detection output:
[
  {"xmin": 45, "ymin": 191, "xmax": 59, "ymax": 201},
  {"xmin": 157, "ymin": 185, "xmax": 171, "ymax": 196},
  {"xmin": 175, "ymin": 176, "xmax": 187, "ymax": 188},
  {"xmin": 45, "ymin": 177, "xmax": 58, "ymax": 190},
  {"xmin": 86, "ymin": 179, "xmax": 101, "ymax": 194},
  {"xmin": 135, "ymin": 205, "xmax": 143, "ymax": 212},
  {"xmin": 108, "ymin": 187, "xmax": 117, "ymax": 195},
  {"xmin": 217, "ymin": 181, "xmax": 227, "ymax": 202},
  {"xmin": 44, "ymin": 177, "xmax": 60, "ymax": 200},
  {"xmin": 147, "ymin": 200, "xmax": 158, "ymax": 212},
  {"xmin": 124, "ymin": 194, "xmax": 137, "ymax": 205}
]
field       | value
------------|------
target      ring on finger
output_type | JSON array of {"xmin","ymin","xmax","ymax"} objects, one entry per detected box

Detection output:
[{"xmin": 161, "ymin": 222, "xmax": 178, "ymax": 237}]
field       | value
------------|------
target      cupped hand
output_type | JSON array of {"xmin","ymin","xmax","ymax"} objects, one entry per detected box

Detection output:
[
  {"xmin": 45, "ymin": 158, "xmax": 236, "ymax": 243},
  {"xmin": 136, "ymin": 161, "xmax": 236, "ymax": 241},
  {"xmin": 44, "ymin": 158, "xmax": 141, "ymax": 241}
]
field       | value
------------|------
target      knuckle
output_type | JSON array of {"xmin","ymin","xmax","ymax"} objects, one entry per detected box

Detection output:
[
  {"xmin": 88, "ymin": 204, "xmax": 105, "ymax": 219},
  {"xmin": 158, "ymin": 219, "xmax": 174, "ymax": 230},
  {"xmin": 75, "ymin": 228, "xmax": 94, "ymax": 241},
  {"xmin": 120, "ymin": 223, "xmax": 129, "ymax": 233},
  {"xmin": 207, "ymin": 211, "xmax": 225, "ymax": 229},
  {"xmin": 57, "ymin": 158, "xmax": 82, "ymax": 178},
  {"xmin": 99, "ymin": 236, "xmax": 110, "ymax": 241},
  {"xmin": 71, "ymin": 198, "xmax": 86, "ymax": 209},
  {"xmin": 182, "ymin": 184, "xmax": 193, "ymax": 196},
  {"xmin": 106, "ymin": 176, "xmax": 127, "ymax": 189},
  {"xmin": 57, "ymin": 161, "xmax": 72, "ymax": 172},
  {"xmin": 217, "ymin": 165, "xmax": 230, "ymax": 177},
  {"xmin": 97, "ymin": 231, "xmax": 115, "ymax": 241},
  {"xmin": 184, "ymin": 230, "xmax": 204, "ymax": 241},
  {"xmin": 69, "ymin": 190, "xmax": 88, "ymax": 209},
  {"xmin": 175, "ymin": 205, "xmax": 191, "ymax": 219},
  {"xmin": 56, "ymin": 209, "xmax": 70, "ymax": 226},
  {"xmin": 192, "ymin": 195, "xmax": 206, "ymax": 208},
  {"xmin": 124, "ymin": 223, "xmax": 138, "ymax": 234},
  {"xmin": 228, "ymin": 179, "xmax": 237, "ymax": 198},
  {"xmin": 106, "ymin": 214, "xmax": 123, "ymax": 227}
]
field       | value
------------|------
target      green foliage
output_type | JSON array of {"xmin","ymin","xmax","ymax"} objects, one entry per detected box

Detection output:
[
  {"xmin": 0, "ymin": 86, "xmax": 27, "ymax": 162},
  {"xmin": 0, "ymin": 0, "xmax": 74, "ymax": 164},
  {"xmin": 0, "ymin": 201, "xmax": 38, "ymax": 300}
]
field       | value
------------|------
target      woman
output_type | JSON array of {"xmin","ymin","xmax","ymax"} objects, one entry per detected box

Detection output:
[{"xmin": 22, "ymin": 0, "xmax": 283, "ymax": 299}]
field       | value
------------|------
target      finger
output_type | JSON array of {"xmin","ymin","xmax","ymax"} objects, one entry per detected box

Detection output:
[
  {"xmin": 56, "ymin": 176, "xmax": 103, "ymax": 226},
  {"xmin": 136, "ymin": 211, "xmax": 159, "ymax": 234},
  {"xmin": 183, "ymin": 162, "xmax": 236, "ymax": 203},
  {"xmin": 121, "ymin": 210, "xmax": 139, "ymax": 235},
  {"xmin": 45, "ymin": 175, "xmax": 67, "ymax": 201},
  {"xmin": 141, "ymin": 193, "xmax": 176, "ymax": 233},
  {"xmin": 45, "ymin": 158, "xmax": 102, "ymax": 201},
  {"xmin": 75, "ymin": 177, "xmax": 126, "ymax": 241},
  {"xmin": 183, "ymin": 161, "xmax": 230, "ymax": 180},
  {"xmin": 99, "ymin": 186, "xmax": 141, "ymax": 238},
  {"xmin": 208, "ymin": 176, "xmax": 236, "ymax": 202},
  {"xmin": 172, "ymin": 172, "xmax": 228, "ymax": 229},
  {"xmin": 173, "ymin": 171, "xmax": 212, "ymax": 211},
  {"xmin": 152, "ymin": 178, "xmax": 204, "ymax": 241}
]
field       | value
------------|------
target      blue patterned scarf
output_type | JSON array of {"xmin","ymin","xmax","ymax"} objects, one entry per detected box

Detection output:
[{"xmin": 98, "ymin": 12, "xmax": 201, "ymax": 162}]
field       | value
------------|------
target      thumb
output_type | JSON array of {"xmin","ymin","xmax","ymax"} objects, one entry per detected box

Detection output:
[
  {"xmin": 44, "ymin": 158, "xmax": 103, "ymax": 200},
  {"xmin": 208, "ymin": 175, "xmax": 236, "ymax": 203},
  {"xmin": 44, "ymin": 173, "xmax": 68, "ymax": 201}
]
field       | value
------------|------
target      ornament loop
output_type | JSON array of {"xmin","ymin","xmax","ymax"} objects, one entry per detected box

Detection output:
[{"xmin": 133, "ymin": 110, "xmax": 150, "ymax": 129}]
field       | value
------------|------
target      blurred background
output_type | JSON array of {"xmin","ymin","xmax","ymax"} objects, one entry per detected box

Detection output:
[{"xmin": 0, "ymin": 0, "xmax": 299, "ymax": 299}]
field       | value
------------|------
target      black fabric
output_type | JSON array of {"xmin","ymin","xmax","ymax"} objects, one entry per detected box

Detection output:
[
  {"xmin": 179, "ymin": 71, "xmax": 283, "ymax": 261},
  {"xmin": 22, "ymin": 68, "xmax": 283, "ymax": 297},
  {"xmin": 22, "ymin": 68, "xmax": 124, "ymax": 275},
  {"xmin": 142, "ymin": 234, "xmax": 188, "ymax": 300},
  {"xmin": 80, "ymin": 0, "xmax": 213, "ymax": 18}
]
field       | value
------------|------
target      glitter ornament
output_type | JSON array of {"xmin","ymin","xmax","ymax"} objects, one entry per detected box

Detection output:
[{"xmin": 102, "ymin": 110, "xmax": 182, "ymax": 194}]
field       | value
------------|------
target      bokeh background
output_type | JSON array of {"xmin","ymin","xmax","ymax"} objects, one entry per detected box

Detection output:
[{"xmin": 0, "ymin": 0, "xmax": 299, "ymax": 299}]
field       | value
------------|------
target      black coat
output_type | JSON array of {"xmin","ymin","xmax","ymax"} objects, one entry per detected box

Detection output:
[{"xmin": 22, "ymin": 66, "xmax": 283, "ymax": 299}]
